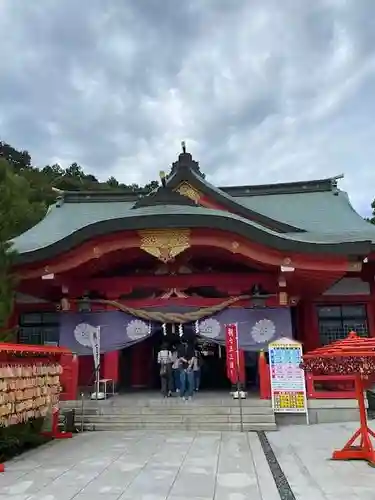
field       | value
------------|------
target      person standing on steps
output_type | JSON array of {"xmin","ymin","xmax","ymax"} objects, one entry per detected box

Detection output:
[
  {"xmin": 157, "ymin": 343, "xmax": 173, "ymax": 398},
  {"xmin": 171, "ymin": 347, "xmax": 180, "ymax": 393},
  {"xmin": 193, "ymin": 348, "xmax": 202, "ymax": 392},
  {"xmin": 177, "ymin": 340, "xmax": 195, "ymax": 401}
]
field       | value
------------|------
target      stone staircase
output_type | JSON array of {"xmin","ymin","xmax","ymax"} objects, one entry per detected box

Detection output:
[{"xmin": 60, "ymin": 393, "xmax": 277, "ymax": 432}]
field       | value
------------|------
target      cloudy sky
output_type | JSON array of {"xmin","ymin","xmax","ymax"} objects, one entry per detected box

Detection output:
[{"xmin": 1, "ymin": 0, "xmax": 375, "ymax": 215}]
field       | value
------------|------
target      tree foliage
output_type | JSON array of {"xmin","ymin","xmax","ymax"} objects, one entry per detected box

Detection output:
[
  {"xmin": 0, "ymin": 140, "xmax": 159, "ymax": 332},
  {"xmin": 369, "ymin": 200, "xmax": 375, "ymax": 225},
  {"xmin": 0, "ymin": 141, "xmax": 160, "ymax": 231},
  {"xmin": 0, "ymin": 158, "xmax": 45, "ymax": 335}
]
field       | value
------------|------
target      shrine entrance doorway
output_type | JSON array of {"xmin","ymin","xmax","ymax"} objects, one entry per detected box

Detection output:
[
  {"xmin": 117, "ymin": 324, "xmax": 260, "ymax": 393},
  {"xmin": 117, "ymin": 324, "xmax": 234, "ymax": 392}
]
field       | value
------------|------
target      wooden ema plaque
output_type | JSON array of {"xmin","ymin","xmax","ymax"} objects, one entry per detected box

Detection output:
[
  {"xmin": 301, "ymin": 332, "xmax": 375, "ymax": 466},
  {"xmin": 0, "ymin": 343, "xmax": 73, "ymax": 473}
]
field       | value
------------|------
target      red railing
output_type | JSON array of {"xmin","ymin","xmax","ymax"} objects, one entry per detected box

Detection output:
[{"xmin": 305, "ymin": 374, "xmax": 356, "ymax": 399}]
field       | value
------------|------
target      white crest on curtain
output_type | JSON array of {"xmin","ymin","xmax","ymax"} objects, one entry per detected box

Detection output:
[
  {"xmin": 126, "ymin": 319, "xmax": 150, "ymax": 341},
  {"xmin": 73, "ymin": 323, "xmax": 100, "ymax": 369},
  {"xmin": 74, "ymin": 323, "xmax": 98, "ymax": 347},
  {"xmin": 197, "ymin": 318, "xmax": 221, "ymax": 339},
  {"xmin": 251, "ymin": 319, "xmax": 276, "ymax": 343}
]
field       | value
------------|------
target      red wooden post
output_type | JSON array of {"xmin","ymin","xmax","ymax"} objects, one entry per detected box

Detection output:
[
  {"xmin": 59, "ymin": 353, "xmax": 79, "ymax": 401},
  {"xmin": 332, "ymin": 375, "xmax": 375, "ymax": 465},
  {"xmin": 41, "ymin": 407, "xmax": 73, "ymax": 440},
  {"xmin": 258, "ymin": 351, "xmax": 271, "ymax": 399},
  {"xmin": 103, "ymin": 351, "xmax": 119, "ymax": 383},
  {"xmin": 299, "ymin": 300, "xmax": 320, "ymax": 351}
]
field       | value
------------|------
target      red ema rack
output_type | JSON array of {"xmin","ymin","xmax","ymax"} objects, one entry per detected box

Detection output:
[
  {"xmin": 0, "ymin": 344, "xmax": 71, "ymax": 355},
  {"xmin": 0, "ymin": 343, "xmax": 73, "ymax": 473},
  {"xmin": 301, "ymin": 331, "xmax": 375, "ymax": 466}
]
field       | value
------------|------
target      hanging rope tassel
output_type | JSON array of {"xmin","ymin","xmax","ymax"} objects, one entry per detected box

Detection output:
[
  {"xmin": 162, "ymin": 323, "xmax": 167, "ymax": 336},
  {"xmin": 179, "ymin": 324, "xmax": 184, "ymax": 337}
]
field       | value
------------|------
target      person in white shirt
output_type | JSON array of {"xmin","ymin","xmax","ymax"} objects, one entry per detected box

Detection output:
[
  {"xmin": 171, "ymin": 348, "xmax": 180, "ymax": 393},
  {"xmin": 193, "ymin": 350, "xmax": 202, "ymax": 392},
  {"xmin": 157, "ymin": 343, "xmax": 173, "ymax": 397}
]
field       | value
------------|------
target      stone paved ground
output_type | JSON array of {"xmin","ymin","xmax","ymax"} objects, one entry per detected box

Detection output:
[
  {"xmin": 268, "ymin": 421, "xmax": 375, "ymax": 500},
  {"xmin": 0, "ymin": 422, "xmax": 374, "ymax": 500}
]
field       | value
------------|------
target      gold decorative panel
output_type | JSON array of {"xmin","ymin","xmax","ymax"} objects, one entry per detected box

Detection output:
[
  {"xmin": 231, "ymin": 241, "xmax": 239, "ymax": 253},
  {"xmin": 138, "ymin": 229, "xmax": 191, "ymax": 263},
  {"xmin": 348, "ymin": 261, "xmax": 362, "ymax": 272},
  {"xmin": 279, "ymin": 291, "xmax": 288, "ymax": 306},
  {"xmin": 175, "ymin": 182, "xmax": 201, "ymax": 203}
]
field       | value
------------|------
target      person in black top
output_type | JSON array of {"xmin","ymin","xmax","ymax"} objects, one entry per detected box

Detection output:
[
  {"xmin": 157, "ymin": 342, "xmax": 173, "ymax": 397},
  {"xmin": 177, "ymin": 341, "xmax": 195, "ymax": 400},
  {"xmin": 193, "ymin": 348, "xmax": 202, "ymax": 391}
]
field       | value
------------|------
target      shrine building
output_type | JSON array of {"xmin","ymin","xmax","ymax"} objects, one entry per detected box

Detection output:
[{"xmin": 8, "ymin": 146, "xmax": 375, "ymax": 393}]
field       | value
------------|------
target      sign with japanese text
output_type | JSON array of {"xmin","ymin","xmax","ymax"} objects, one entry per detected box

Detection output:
[
  {"xmin": 225, "ymin": 323, "xmax": 245, "ymax": 384},
  {"xmin": 268, "ymin": 338, "xmax": 308, "ymax": 420}
]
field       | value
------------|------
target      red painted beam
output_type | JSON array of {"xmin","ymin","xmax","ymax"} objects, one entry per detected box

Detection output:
[
  {"xmin": 17, "ymin": 272, "xmax": 277, "ymax": 299},
  {"xmin": 83, "ymin": 273, "xmax": 277, "ymax": 294},
  {"xmin": 82, "ymin": 296, "xmax": 284, "ymax": 309},
  {"xmin": 15, "ymin": 227, "xmax": 357, "ymax": 280}
]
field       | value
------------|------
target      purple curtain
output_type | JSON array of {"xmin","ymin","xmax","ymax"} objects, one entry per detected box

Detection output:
[
  {"xmin": 59, "ymin": 307, "xmax": 292, "ymax": 355},
  {"xmin": 196, "ymin": 307, "xmax": 292, "ymax": 351}
]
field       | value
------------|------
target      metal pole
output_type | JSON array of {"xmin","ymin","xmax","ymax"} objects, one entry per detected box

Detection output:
[
  {"xmin": 94, "ymin": 326, "xmax": 100, "ymax": 400},
  {"xmin": 235, "ymin": 324, "xmax": 244, "ymax": 432},
  {"xmin": 80, "ymin": 392, "xmax": 85, "ymax": 433},
  {"xmin": 237, "ymin": 367, "xmax": 244, "ymax": 433},
  {"xmin": 95, "ymin": 364, "xmax": 100, "ymax": 400}
]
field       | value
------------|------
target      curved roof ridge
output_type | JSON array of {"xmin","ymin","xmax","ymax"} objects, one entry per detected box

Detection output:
[
  {"xmin": 10, "ymin": 201, "xmax": 63, "ymax": 246},
  {"xmin": 339, "ymin": 188, "xmax": 368, "ymax": 217},
  {"xmin": 167, "ymin": 169, "xmax": 305, "ymax": 233},
  {"xmin": 221, "ymin": 175, "xmax": 343, "ymax": 197},
  {"xmin": 12, "ymin": 204, "xmax": 372, "ymax": 263}
]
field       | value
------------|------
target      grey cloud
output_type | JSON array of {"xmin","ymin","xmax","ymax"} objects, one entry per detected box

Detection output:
[{"xmin": 1, "ymin": 0, "xmax": 375, "ymax": 215}]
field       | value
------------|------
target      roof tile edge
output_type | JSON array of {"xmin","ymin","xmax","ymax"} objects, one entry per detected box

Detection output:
[{"xmin": 221, "ymin": 176, "xmax": 341, "ymax": 197}]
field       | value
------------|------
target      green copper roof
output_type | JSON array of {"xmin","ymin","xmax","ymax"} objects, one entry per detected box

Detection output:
[
  {"xmin": 234, "ymin": 190, "xmax": 374, "ymax": 235},
  {"xmin": 13, "ymin": 201, "xmax": 135, "ymax": 254},
  {"xmin": 10, "ymin": 147, "xmax": 375, "ymax": 263},
  {"xmin": 11, "ymin": 198, "xmax": 374, "ymax": 264}
]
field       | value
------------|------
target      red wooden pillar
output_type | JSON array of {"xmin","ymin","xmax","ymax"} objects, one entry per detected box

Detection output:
[
  {"xmin": 298, "ymin": 300, "xmax": 319, "ymax": 352},
  {"xmin": 60, "ymin": 353, "xmax": 79, "ymax": 401},
  {"xmin": 367, "ymin": 280, "xmax": 375, "ymax": 338},
  {"xmin": 103, "ymin": 294, "xmax": 120, "ymax": 384},
  {"xmin": 103, "ymin": 351, "xmax": 119, "ymax": 382},
  {"xmin": 131, "ymin": 340, "xmax": 152, "ymax": 388},
  {"xmin": 258, "ymin": 351, "xmax": 271, "ymax": 399}
]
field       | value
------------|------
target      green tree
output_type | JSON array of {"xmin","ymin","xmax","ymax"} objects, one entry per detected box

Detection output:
[
  {"xmin": 41, "ymin": 163, "xmax": 65, "ymax": 179},
  {"xmin": 0, "ymin": 159, "xmax": 46, "ymax": 336},
  {"xmin": 369, "ymin": 200, "xmax": 375, "ymax": 224},
  {"xmin": 107, "ymin": 176, "xmax": 119, "ymax": 188},
  {"xmin": 0, "ymin": 141, "xmax": 32, "ymax": 173},
  {"xmin": 144, "ymin": 180, "xmax": 159, "ymax": 192}
]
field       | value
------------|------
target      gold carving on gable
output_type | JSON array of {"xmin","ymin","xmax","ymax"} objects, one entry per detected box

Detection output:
[
  {"xmin": 348, "ymin": 261, "xmax": 362, "ymax": 272},
  {"xmin": 175, "ymin": 182, "xmax": 201, "ymax": 203},
  {"xmin": 279, "ymin": 291, "xmax": 288, "ymax": 306},
  {"xmin": 138, "ymin": 229, "xmax": 191, "ymax": 263}
]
